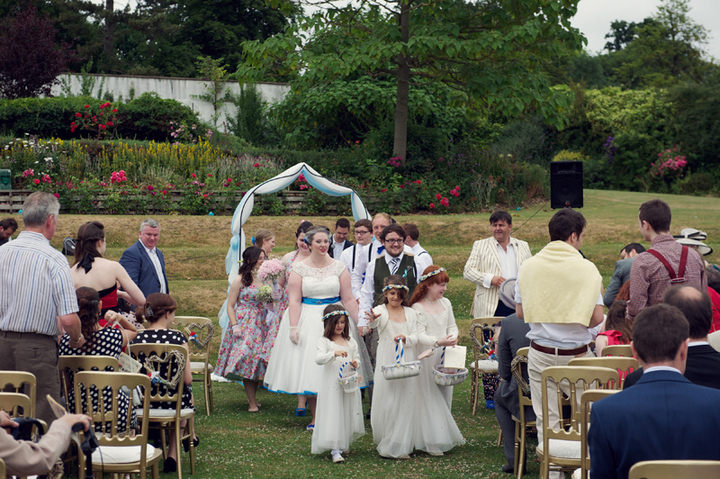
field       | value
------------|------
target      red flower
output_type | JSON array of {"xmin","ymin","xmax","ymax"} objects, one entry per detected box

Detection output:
[
  {"xmin": 106, "ymin": 121, "xmax": 113, "ymax": 127},
  {"xmin": 253, "ymin": 163, "xmax": 259, "ymax": 167},
  {"xmin": 191, "ymin": 173, "xmax": 197, "ymax": 178},
  {"xmin": 53, "ymin": 193, "xmax": 59, "ymax": 198},
  {"xmin": 429, "ymin": 202, "xmax": 435, "ymax": 209},
  {"xmin": 84, "ymin": 104, "xmax": 90, "ymax": 109},
  {"xmin": 147, "ymin": 185, "xmax": 154, "ymax": 191},
  {"xmin": 298, "ymin": 173, "xmax": 306, "ymax": 182},
  {"xmin": 75, "ymin": 112, "xmax": 81, "ymax": 118},
  {"xmin": 399, "ymin": 185, "xmax": 405, "ymax": 189},
  {"xmin": 161, "ymin": 190, "xmax": 167, "ymax": 195},
  {"xmin": 208, "ymin": 173, "xmax": 213, "ymax": 177},
  {"xmin": 436, "ymin": 193, "xmax": 441, "ymax": 200},
  {"xmin": 440, "ymin": 197, "xmax": 450, "ymax": 207},
  {"xmin": 100, "ymin": 102, "xmax": 111, "ymax": 109},
  {"xmin": 381, "ymin": 188, "xmax": 387, "ymax": 193},
  {"xmin": 34, "ymin": 179, "xmax": 40, "ymax": 185},
  {"xmin": 112, "ymin": 108, "xmax": 118, "ymax": 113},
  {"xmin": 416, "ymin": 179, "xmax": 421, "ymax": 185},
  {"xmin": 99, "ymin": 124, "xmax": 106, "ymax": 130}
]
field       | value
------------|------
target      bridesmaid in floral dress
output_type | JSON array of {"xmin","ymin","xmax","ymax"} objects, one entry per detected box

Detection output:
[{"xmin": 215, "ymin": 246, "xmax": 278, "ymax": 412}]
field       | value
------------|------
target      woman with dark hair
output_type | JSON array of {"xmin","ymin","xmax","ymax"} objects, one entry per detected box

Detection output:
[
  {"xmin": 131, "ymin": 293, "xmax": 197, "ymax": 473},
  {"xmin": 215, "ymin": 246, "xmax": 278, "ymax": 412},
  {"xmin": 58, "ymin": 287, "xmax": 132, "ymax": 432},
  {"xmin": 71, "ymin": 221, "xmax": 145, "ymax": 318},
  {"xmin": 595, "ymin": 300, "xmax": 632, "ymax": 356}
]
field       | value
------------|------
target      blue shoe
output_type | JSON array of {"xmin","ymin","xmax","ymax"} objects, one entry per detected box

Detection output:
[
  {"xmin": 295, "ymin": 407, "xmax": 307, "ymax": 417},
  {"xmin": 486, "ymin": 399, "xmax": 495, "ymax": 410}
]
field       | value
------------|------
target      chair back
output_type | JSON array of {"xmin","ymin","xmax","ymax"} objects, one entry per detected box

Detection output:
[
  {"xmin": 600, "ymin": 344, "xmax": 633, "ymax": 357},
  {"xmin": 58, "ymin": 355, "xmax": 120, "ymax": 416},
  {"xmin": 0, "ymin": 370, "xmax": 37, "ymax": 418},
  {"xmin": 74, "ymin": 371, "xmax": 150, "ymax": 445},
  {"xmin": 629, "ymin": 460, "xmax": 720, "ymax": 479},
  {"xmin": 580, "ymin": 389, "xmax": 620, "ymax": 479},
  {"xmin": 568, "ymin": 357, "xmax": 640, "ymax": 388},
  {"xmin": 470, "ymin": 317, "xmax": 502, "ymax": 361},
  {"xmin": 0, "ymin": 392, "xmax": 32, "ymax": 417},
  {"xmin": 541, "ymin": 366, "xmax": 619, "ymax": 445},
  {"xmin": 511, "ymin": 346, "xmax": 531, "ymax": 403},
  {"xmin": 129, "ymin": 343, "xmax": 187, "ymax": 412},
  {"xmin": 173, "ymin": 316, "xmax": 214, "ymax": 364}
]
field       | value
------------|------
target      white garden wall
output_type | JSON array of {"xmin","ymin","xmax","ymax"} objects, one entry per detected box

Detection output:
[{"xmin": 50, "ymin": 73, "xmax": 289, "ymax": 133}]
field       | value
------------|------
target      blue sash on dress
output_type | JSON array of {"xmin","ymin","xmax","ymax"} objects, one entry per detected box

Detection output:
[{"xmin": 301, "ymin": 296, "xmax": 341, "ymax": 305}]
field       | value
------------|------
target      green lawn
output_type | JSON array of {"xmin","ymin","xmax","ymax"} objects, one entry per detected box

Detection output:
[{"xmin": 50, "ymin": 188, "xmax": 720, "ymax": 478}]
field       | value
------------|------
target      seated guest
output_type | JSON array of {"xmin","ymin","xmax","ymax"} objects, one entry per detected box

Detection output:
[
  {"xmin": 0, "ymin": 410, "xmax": 90, "ymax": 477},
  {"xmin": 589, "ymin": 303, "xmax": 720, "ymax": 479},
  {"xmin": 131, "ymin": 293, "xmax": 197, "ymax": 473},
  {"xmin": 58, "ymin": 287, "xmax": 134, "ymax": 432},
  {"xmin": 594, "ymin": 300, "xmax": 632, "ymax": 356},
  {"xmin": 603, "ymin": 243, "xmax": 645, "ymax": 306},
  {"xmin": 493, "ymin": 312, "xmax": 534, "ymax": 474},
  {"xmin": 624, "ymin": 285, "xmax": 720, "ymax": 389}
]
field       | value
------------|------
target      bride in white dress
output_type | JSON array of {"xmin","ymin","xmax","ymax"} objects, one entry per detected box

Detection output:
[{"xmin": 264, "ymin": 226, "xmax": 371, "ymax": 429}]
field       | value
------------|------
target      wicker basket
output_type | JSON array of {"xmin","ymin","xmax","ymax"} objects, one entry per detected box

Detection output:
[
  {"xmin": 381, "ymin": 339, "xmax": 421, "ymax": 380},
  {"xmin": 338, "ymin": 361, "xmax": 359, "ymax": 393},
  {"xmin": 433, "ymin": 366, "xmax": 468, "ymax": 386}
]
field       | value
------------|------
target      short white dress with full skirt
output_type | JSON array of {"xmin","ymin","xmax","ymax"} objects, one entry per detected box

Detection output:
[{"xmin": 264, "ymin": 259, "xmax": 371, "ymax": 395}]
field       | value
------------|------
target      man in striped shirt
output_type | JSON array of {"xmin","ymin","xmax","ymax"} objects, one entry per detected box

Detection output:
[{"xmin": 0, "ymin": 192, "xmax": 82, "ymax": 424}]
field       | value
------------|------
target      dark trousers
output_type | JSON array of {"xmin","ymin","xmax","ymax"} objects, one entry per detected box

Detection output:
[
  {"xmin": 494, "ymin": 300, "xmax": 515, "ymax": 317},
  {"xmin": 0, "ymin": 331, "xmax": 61, "ymax": 425}
]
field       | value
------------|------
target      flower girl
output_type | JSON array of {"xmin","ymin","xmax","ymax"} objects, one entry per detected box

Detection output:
[{"xmin": 311, "ymin": 305, "xmax": 365, "ymax": 463}]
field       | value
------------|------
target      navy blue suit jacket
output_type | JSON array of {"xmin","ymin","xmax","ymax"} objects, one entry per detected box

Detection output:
[
  {"xmin": 589, "ymin": 370, "xmax": 720, "ymax": 479},
  {"xmin": 119, "ymin": 240, "xmax": 169, "ymax": 296}
]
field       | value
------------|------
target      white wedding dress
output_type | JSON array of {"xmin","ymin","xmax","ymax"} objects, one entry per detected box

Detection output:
[{"xmin": 264, "ymin": 260, "xmax": 371, "ymax": 395}]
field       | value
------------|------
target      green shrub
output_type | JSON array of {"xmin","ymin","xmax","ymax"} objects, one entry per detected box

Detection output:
[
  {"xmin": 673, "ymin": 171, "xmax": 716, "ymax": 196},
  {"xmin": 0, "ymin": 96, "xmax": 95, "ymax": 138},
  {"xmin": 117, "ymin": 93, "xmax": 203, "ymax": 141}
]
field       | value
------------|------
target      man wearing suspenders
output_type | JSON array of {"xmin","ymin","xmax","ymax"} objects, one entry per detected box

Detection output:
[
  {"xmin": 340, "ymin": 219, "xmax": 373, "ymax": 300},
  {"xmin": 628, "ymin": 199, "xmax": 707, "ymax": 319}
]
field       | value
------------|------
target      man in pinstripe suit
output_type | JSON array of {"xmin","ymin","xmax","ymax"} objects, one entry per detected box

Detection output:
[{"xmin": 463, "ymin": 210, "xmax": 532, "ymax": 318}]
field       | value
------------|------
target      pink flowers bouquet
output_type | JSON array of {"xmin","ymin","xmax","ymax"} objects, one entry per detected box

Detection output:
[{"xmin": 258, "ymin": 259, "xmax": 285, "ymax": 284}]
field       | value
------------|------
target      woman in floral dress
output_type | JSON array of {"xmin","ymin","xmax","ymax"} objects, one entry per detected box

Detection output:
[{"xmin": 215, "ymin": 246, "xmax": 278, "ymax": 412}]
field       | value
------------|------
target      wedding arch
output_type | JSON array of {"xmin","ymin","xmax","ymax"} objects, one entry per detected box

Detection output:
[{"xmin": 223, "ymin": 162, "xmax": 371, "ymax": 281}]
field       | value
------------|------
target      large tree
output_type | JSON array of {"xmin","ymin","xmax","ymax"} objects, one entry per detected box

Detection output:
[
  {"xmin": 239, "ymin": 0, "xmax": 584, "ymax": 161},
  {"xmin": 0, "ymin": 4, "xmax": 70, "ymax": 98}
]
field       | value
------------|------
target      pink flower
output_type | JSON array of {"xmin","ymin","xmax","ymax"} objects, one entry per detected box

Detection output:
[
  {"xmin": 416, "ymin": 179, "xmax": 421, "ymax": 185},
  {"xmin": 34, "ymin": 179, "xmax": 40, "ymax": 185},
  {"xmin": 440, "ymin": 197, "xmax": 450, "ymax": 207},
  {"xmin": 147, "ymin": 185, "xmax": 154, "ymax": 191},
  {"xmin": 436, "ymin": 193, "xmax": 441, "ymax": 200},
  {"xmin": 100, "ymin": 181, "xmax": 107, "ymax": 186},
  {"xmin": 298, "ymin": 173, "xmax": 306, "ymax": 182},
  {"xmin": 53, "ymin": 193, "xmax": 59, "ymax": 198},
  {"xmin": 162, "ymin": 190, "xmax": 167, "ymax": 195},
  {"xmin": 22, "ymin": 169, "xmax": 34, "ymax": 177},
  {"xmin": 429, "ymin": 202, "xmax": 435, "ymax": 209},
  {"xmin": 191, "ymin": 173, "xmax": 197, "ymax": 178},
  {"xmin": 381, "ymin": 188, "xmax": 387, "ymax": 193}
]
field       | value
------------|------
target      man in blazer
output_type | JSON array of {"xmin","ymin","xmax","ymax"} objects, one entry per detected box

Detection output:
[
  {"xmin": 624, "ymin": 285, "xmax": 720, "ymax": 389},
  {"xmin": 464, "ymin": 210, "xmax": 531, "ymax": 317},
  {"xmin": 329, "ymin": 217, "xmax": 353, "ymax": 259},
  {"xmin": 589, "ymin": 303, "xmax": 720, "ymax": 479},
  {"xmin": 603, "ymin": 243, "xmax": 645, "ymax": 306},
  {"xmin": 120, "ymin": 218, "xmax": 169, "ymax": 297}
]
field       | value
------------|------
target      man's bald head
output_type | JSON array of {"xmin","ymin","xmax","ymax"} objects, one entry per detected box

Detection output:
[{"xmin": 663, "ymin": 286, "xmax": 712, "ymax": 340}]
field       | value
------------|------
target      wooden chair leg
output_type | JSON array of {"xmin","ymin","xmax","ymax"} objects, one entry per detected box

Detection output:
[
  {"xmin": 517, "ymin": 424, "xmax": 527, "ymax": 479},
  {"xmin": 471, "ymin": 371, "xmax": 479, "ymax": 415},
  {"xmin": 207, "ymin": 372, "xmax": 214, "ymax": 412},
  {"xmin": 152, "ymin": 461, "xmax": 159, "ymax": 479},
  {"xmin": 188, "ymin": 419, "xmax": 196, "ymax": 474},
  {"xmin": 204, "ymin": 377, "xmax": 211, "ymax": 416},
  {"xmin": 175, "ymin": 420, "xmax": 183, "ymax": 479},
  {"xmin": 497, "ymin": 429, "xmax": 503, "ymax": 447}
]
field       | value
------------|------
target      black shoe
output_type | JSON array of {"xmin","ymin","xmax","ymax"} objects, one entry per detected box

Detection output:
[
  {"xmin": 501, "ymin": 464, "xmax": 514, "ymax": 474},
  {"xmin": 163, "ymin": 457, "xmax": 177, "ymax": 473},
  {"xmin": 182, "ymin": 436, "xmax": 200, "ymax": 452}
]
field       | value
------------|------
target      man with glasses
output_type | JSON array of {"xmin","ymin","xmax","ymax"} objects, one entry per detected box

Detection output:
[{"xmin": 340, "ymin": 219, "xmax": 373, "ymax": 300}]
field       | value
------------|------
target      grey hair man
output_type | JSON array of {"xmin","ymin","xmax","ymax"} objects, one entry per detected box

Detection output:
[{"xmin": 120, "ymin": 218, "xmax": 169, "ymax": 296}]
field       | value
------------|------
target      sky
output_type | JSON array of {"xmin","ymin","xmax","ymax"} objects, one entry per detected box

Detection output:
[
  {"xmin": 109, "ymin": 0, "xmax": 719, "ymax": 61},
  {"xmin": 572, "ymin": 0, "xmax": 719, "ymax": 60}
]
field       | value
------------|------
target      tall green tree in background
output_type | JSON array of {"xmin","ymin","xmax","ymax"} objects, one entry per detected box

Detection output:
[{"xmin": 239, "ymin": 0, "xmax": 584, "ymax": 162}]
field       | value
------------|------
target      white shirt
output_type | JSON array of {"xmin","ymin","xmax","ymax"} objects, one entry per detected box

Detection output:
[
  {"xmin": 408, "ymin": 242, "xmax": 433, "ymax": 276},
  {"xmin": 481, "ymin": 242, "xmax": 517, "ymax": 288},
  {"xmin": 358, "ymin": 252, "xmax": 421, "ymax": 327},
  {"xmin": 142, "ymin": 243, "xmax": 167, "ymax": 294},
  {"xmin": 351, "ymin": 239, "xmax": 384, "ymax": 296},
  {"xmin": 331, "ymin": 236, "xmax": 346, "ymax": 259},
  {"xmin": 340, "ymin": 243, "xmax": 371, "ymax": 299}
]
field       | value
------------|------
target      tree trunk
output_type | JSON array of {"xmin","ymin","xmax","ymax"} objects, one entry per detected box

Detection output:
[
  {"xmin": 103, "ymin": 0, "xmax": 114, "ymax": 72},
  {"xmin": 392, "ymin": 0, "xmax": 410, "ymax": 164}
]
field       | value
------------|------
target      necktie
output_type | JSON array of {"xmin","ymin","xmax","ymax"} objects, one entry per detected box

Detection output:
[
  {"xmin": 390, "ymin": 257, "xmax": 400, "ymax": 275},
  {"xmin": 377, "ymin": 245, "xmax": 385, "ymax": 255}
]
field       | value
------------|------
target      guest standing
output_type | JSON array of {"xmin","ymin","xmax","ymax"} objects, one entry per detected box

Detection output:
[{"xmin": 120, "ymin": 218, "xmax": 169, "ymax": 297}]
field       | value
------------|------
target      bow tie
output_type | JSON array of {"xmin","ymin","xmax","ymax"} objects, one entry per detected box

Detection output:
[{"xmin": 377, "ymin": 245, "xmax": 385, "ymax": 254}]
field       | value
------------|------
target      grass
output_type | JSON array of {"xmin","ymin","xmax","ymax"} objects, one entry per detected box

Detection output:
[{"xmin": 43, "ymin": 188, "xmax": 720, "ymax": 478}]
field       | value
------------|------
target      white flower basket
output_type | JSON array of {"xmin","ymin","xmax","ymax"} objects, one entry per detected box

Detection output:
[
  {"xmin": 381, "ymin": 339, "xmax": 420, "ymax": 380},
  {"xmin": 338, "ymin": 361, "xmax": 359, "ymax": 393},
  {"xmin": 432, "ymin": 346, "xmax": 468, "ymax": 386}
]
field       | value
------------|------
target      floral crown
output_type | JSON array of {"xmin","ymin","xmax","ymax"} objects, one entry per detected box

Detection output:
[
  {"xmin": 419, "ymin": 267, "xmax": 446, "ymax": 283},
  {"xmin": 382, "ymin": 284, "xmax": 409, "ymax": 293},
  {"xmin": 322, "ymin": 310, "xmax": 349, "ymax": 322}
]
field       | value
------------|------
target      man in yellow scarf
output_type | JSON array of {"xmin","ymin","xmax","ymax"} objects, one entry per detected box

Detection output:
[{"xmin": 516, "ymin": 209, "xmax": 604, "ymax": 464}]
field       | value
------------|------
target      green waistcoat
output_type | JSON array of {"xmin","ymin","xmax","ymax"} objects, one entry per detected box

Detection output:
[{"xmin": 373, "ymin": 253, "xmax": 418, "ymax": 306}]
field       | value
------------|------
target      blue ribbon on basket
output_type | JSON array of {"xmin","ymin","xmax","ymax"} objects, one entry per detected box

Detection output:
[
  {"xmin": 339, "ymin": 361, "xmax": 352, "ymax": 378},
  {"xmin": 302, "ymin": 296, "xmax": 341, "ymax": 305},
  {"xmin": 394, "ymin": 339, "xmax": 405, "ymax": 364},
  {"xmin": 440, "ymin": 346, "xmax": 446, "ymax": 366}
]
